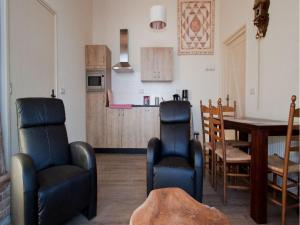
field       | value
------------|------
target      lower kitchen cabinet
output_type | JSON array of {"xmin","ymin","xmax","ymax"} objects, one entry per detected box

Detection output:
[
  {"xmin": 105, "ymin": 108, "xmax": 123, "ymax": 148},
  {"xmin": 86, "ymin": 92, "xmax": 106, "ymax": 148},
  {"xmin": 122, "ymin": 108, "xmax": 140, "ymax": 148},
  {"xmin": 104, "ymin": 107, "xmax": 160, "ymax": 149},
  {"xmin": 137, "ymin": 108, "xmax": 160, "ymax": 148}
]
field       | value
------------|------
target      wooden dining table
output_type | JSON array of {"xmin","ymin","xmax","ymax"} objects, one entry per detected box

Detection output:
[{"xmin": 223, "ymin": 117, "xmax": 293, "ymax": 224}]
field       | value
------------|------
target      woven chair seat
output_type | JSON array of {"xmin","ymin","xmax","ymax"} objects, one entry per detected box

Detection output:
[
  {"xmin": 226, "ymin": 140, "xmax": 251, "ymax": 148},
  {"xmin": 268, "ymin": 154, "xmax": 299, "ymax": 174},
  {"xmin": 215, "ymin": 147, "xmax": 251, "ymax": 162}
]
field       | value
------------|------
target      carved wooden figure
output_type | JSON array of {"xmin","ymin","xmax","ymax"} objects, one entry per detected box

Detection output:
[{"xmin": 253, "ymin": 0, "xmax": 270, "ymax": 39}]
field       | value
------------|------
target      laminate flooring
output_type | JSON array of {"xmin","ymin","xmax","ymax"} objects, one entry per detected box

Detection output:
[{"xmin": 66, "ymin": 154, "xmax": 299, "ymax": 225}]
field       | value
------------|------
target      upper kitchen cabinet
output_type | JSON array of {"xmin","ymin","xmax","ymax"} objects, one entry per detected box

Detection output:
[
  {"xmin": 141, "ymin": 47, "xmax": 173, "ymax": 82},
  {"xmin": 85, "ymin": 45, "xmax": 111, "ymax": 70}
]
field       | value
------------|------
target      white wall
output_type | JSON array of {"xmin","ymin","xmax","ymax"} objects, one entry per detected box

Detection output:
[
  {"xmin": 45, "ymin": 0, "xmax": 93, "ymax": 142},
  {"xmin": 220, "ymin": 0, "xmax": 299, "ymax": 120},
  {"xmin": 0, "ymin": 0, "xmax": 10, "ymax": 168},
  {"xmin": 92, "ymin": 0, "xmax": 220, "ymax": 132}
]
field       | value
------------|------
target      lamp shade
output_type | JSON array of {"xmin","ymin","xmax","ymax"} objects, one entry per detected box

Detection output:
[{"xmin": 150, "ymin": 5, "xmax": 166, "ymax": 30}]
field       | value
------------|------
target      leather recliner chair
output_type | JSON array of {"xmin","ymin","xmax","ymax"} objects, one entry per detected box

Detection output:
[
  {"xmin": 147, "ymin": 101, "xmax": 204, "ymax": 202},
  {"xmin": 11, "ymin": 98, "xmax": 97, "ymax": 225}
]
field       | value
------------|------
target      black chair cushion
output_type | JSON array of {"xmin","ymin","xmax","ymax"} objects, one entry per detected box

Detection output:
[
  {"xmin": 160, "ymin": 123, "xmax": 190, "ymax": 158},
  {"xmin": 16, "ymin": 98, "xmax": 65, "ymax": 128},
  {"xmin": 159, "ymin": 101, "xmax": 191, "ymax": 159},
  {"xmin": 19, "ymin": 125, "xmax": 70, "ymax": 171},
  {"xmin": 153, "ymin": 156, "xmax": 194, "ymax": 196},
  {"xmin": 38, "ymin": 165, "xmax": 90, "ymax": 225},
  {"xmin": 160, "ymin": 101, "xmax": 190, "ymax": 123}
]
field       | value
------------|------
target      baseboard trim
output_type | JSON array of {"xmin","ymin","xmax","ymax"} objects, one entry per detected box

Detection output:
[{"xmin": 94, "ymin": 148, "xmax": 147, "ymax": 154}]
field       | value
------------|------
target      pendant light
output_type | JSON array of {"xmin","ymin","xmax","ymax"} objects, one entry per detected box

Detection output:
[{"xmin": 150, "ymin": 5, "xmax": 166, "ymax": 30}]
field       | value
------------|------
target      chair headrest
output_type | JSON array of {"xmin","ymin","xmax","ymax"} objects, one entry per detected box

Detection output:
[
  {"xmin": 16, "ymin": 98, "xmax": 65, "ymax": 128},
  {"xmin": 160, "ymin": 101, "xmax": 190, "ymax": 123}
]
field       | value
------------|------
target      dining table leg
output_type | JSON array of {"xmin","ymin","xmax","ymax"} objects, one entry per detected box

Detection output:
[{"xmin": 250, "ymin": 129, "xmax": 268, "ymax": 224}]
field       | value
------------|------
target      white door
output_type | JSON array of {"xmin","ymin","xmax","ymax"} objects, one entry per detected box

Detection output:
[
  {"xmin": 9, "ymin": 0, "xmax": 56, "ymax": 155},
  {"xmin": 222, "ymin": 27, "xmax": 246, "ymax": 117}
]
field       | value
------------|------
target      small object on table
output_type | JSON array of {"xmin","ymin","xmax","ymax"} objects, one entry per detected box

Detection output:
[
  {"xmin": 143, "ymin": 96, "xmax": 150, "ymax": 105},
  {"xmin": 182, "ymin": 89, "xmax": 188, "ymax": 101},
  {"xmin": 173, "ymin": 94, "xmax": 180, "ymax": 101},
  {"xmin": 155, "ymin": 97, "xmax": 160, "ymax": 105},
  {"xmin": 109, "ymin": 104, "xmax": 132, "ymax": 109},
  {"xmin": 130, "ymin": 188, "xmax": 231, "ymax": 225}
]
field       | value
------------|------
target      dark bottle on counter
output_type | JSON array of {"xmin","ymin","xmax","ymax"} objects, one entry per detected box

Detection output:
[{"xmin": 182, "ymin": 90, "xmax": 188, "ymax": 101}]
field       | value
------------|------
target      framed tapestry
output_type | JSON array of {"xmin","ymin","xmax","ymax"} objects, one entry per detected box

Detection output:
[{"xmin": 177, "ymin": 0, "xmax": 215, "ymax": 55}]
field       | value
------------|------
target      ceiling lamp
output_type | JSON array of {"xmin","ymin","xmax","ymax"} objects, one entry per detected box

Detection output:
[{"xmin": 150, "ymin": 5, "xmax": 166, "ymax": 30}]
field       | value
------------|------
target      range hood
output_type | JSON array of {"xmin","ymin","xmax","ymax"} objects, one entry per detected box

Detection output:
[{"xmin": 112, "ymin": 29, "xmax": 134, "ymax": 73}]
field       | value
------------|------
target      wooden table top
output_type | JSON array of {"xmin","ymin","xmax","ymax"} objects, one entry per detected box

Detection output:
[
  {"xmin": 130, "ymin": 188, "xmax": 231, "ymax": 225},
  {"xmin": 224, "ymin": 117, "xmax": 288, "ymax": 126}
]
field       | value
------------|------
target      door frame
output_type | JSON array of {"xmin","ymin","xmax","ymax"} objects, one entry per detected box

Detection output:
[
  {"xmin": 220, "ymin": 25, "xmax": 247, "ymax": 114},
  {"xmin": 1, "ymin": 0, "xmax": 10, "ymax": 170},
  {"xmin": 36, "ymin": 0, "xmax": 58, "ymax": 96},
  {"xmin": 2, "ymin": 0, "xmax": 58, "ymax": 169}
]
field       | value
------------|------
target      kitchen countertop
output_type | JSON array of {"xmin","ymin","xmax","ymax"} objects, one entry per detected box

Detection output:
[{"xmin": 132, "ymin": 105, "xmax": 159, "ymax": 107}]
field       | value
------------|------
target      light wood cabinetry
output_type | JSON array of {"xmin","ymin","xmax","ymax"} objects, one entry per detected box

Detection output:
[
  {"xmin": 85, "ymin": 45, "xmax": 111, "ymax": 70},
  {"xmin": 137, "ymin": 108, "xmax": 160, "ymax": 148},
  {"xmin": 86, "ymin": 92, "xmax": 106, "ymax": 148},
  {"xmin": 141, "ymin": 47, "xmax": 173, "ymax": 82},
  {"xmin": 86, "ymin": 45, "xmax": 111, "ymax": 149},
  {"xmin": 122, "ymin": 108, "xmax": 140, "ymax": 148},
  {"xmin": 105, "ymin": 108, "xmax": 123, "ymax": 148},
  {"xmin": 104, "ymin": 107, "xmax": 160, "ymax": 149}
]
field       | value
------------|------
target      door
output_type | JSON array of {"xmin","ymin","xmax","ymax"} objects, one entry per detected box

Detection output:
[
  {"xmin": 85, "ymin": 45, "xmax": 106, "ymax": 70},
  {"xmin": 105, "ymin": 108, "xmax": 122, "ymax": 148},
  {"xmin": 157, "ymin": 48, "xmax": 173, "ymax": 81},
  {"xmin": 9, "ymin": 0, "xmax": 56, "ymax": 155},
  {"xmin": 122, "ymin": 108, "xmax": 139, "ymax": 148},
  {"xmin": 86, "ymin": 92, "xmax": 106, "ymax": 148},
  {"xmin": 222, "ymin": 27, "xmax": 246, "ymax": 117},
  {"xmin": 141, "ymin": 47, "xmax": 155, "ymax": 81}
]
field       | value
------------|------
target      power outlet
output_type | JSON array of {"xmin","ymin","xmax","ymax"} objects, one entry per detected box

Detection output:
[{"xmin": 250, "ymin": 88, "xmax": 255, "ymax": 95}]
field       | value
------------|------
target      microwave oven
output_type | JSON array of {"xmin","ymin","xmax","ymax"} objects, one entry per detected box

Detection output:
[{"xmin": 86, "ymin": 70, "xmax": 105, "ymax": 92}]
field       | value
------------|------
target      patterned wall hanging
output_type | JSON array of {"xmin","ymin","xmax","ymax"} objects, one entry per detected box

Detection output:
[{"xmin": 177, "ymin": 0, "xmax": 215, "ymax": 55}]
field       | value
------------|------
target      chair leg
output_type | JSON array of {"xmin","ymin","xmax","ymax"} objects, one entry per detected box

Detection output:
[
  {"xmin": 273, "ymin": 173, "xmax": 277, "ymax": 200},
  {"xmin": 281, "ymin": 177, "xmax": 287, "ymax": 225},
  {"xmin": 212, "ymin": 152, "xmax": 216, "ymax": 188},
  {"xmin": 83, "ymin": 199, "xmax": 97, "ymax": 220},
  {"xmin": 223, "ymin": 163, "xmax": 227, "ymax": 204}
]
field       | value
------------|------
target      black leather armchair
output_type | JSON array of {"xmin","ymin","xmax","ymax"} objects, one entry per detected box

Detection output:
[
  {"xmin": 147, "ymin": 101, "xmax": 204, "ymax": 202},
  {"xmin": 11, "ymin": 98, "xmax": 97, "ymax": 225}
]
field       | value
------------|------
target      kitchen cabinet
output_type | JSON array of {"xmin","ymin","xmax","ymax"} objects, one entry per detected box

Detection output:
[
  {"xmin": 104, "ymin": 107, "xmax": 160, "ymax": 149},
  {"xmin": 85, "ymin": 45, "xmax": 112, "ymax": 149},
  {"xmin": 122, "ymin": 108, "xmax": 140, "ymax": 148},
  {"xmin": 86, "ymin": 92, "xmax": 106, "ymax": 148},
  {"xmin": 137, "ymin": 108, "xmax": 160, "ymax": 148},
  {"xmin": 105, "ymin": 108, "xmax": 123, "ymax": 148},
  {"xmin": 141, "ymin": 47, "xmax": 173, "ymax": 82},
  {"xmin": 85, "ymin": 45, "xmax": 111, "ymax": 70}
]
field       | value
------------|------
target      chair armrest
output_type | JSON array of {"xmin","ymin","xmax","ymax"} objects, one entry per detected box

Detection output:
[
  {"xmin": 147, "ymin": 137, "xmax": 161, "ymax": 165},
  {"xmin": 70, "ymin": 141, "xmax": 96, "ymax": 170},
  {"xmin": 189, "ymin": 139, "xmax": 203, "ymax": 168},
  {"xmin": 11, "ymin": 153, "xmax": 38, "ymax": 224},
  {"xmin": 189, "ymin": 140, "xmax": 204, "ymax": 202},
  {"xmin": 70, "ymin": 141, "xmax": 97, "ymax": 219}
]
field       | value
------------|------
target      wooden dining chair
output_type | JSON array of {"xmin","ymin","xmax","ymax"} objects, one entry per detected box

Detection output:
[
  {"xmin": 222, "ymin": 99, "xmax": 251, "ymax": 148},
  {"xmin": 200, "ymin": 100, "xmax": 213, "ymax": 173},
  {"xmin": 267, "ymin": 95, "xmax": 300, "ymax": 225},
  {"xmin": 211, "ymin": 98, "xmax": 251, "ymax": 204}
]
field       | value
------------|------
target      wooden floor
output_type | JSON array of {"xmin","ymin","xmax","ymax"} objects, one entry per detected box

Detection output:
[{"xmin": 66, "ymin": 154, "xmax": 299, "ymax": 225}]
